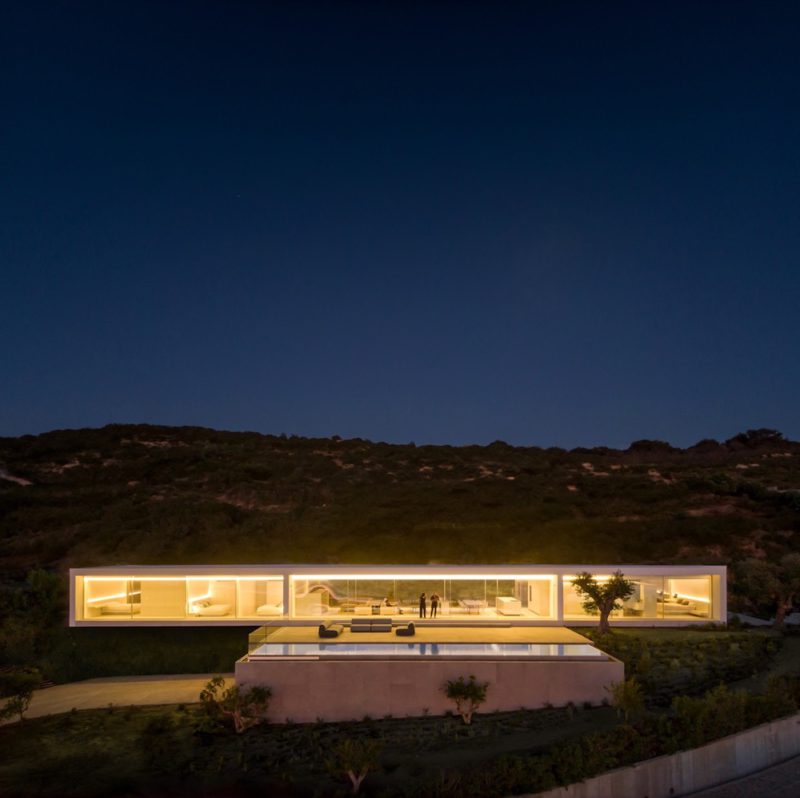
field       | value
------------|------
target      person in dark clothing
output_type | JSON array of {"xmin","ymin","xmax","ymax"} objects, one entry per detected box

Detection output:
[
  {"xmin": 430, "ymin": 592, "xmax": 440, "ymax": 619},
  {"xmin": 419, "ymin": 592, "xmax": 427, "ymax": 618}
]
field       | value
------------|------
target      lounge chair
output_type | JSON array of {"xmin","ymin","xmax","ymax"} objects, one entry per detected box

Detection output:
[
  {"xmin": 318, "ymin": 622, "xmax": 344, "ymax": 638},
  {"xmin": 395, "ymin": 622, "xmax": 415, "ymax": 637}
]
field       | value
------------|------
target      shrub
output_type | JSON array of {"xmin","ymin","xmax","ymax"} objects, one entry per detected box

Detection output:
[
  {"xmin": 199, "ymin": 675, "xmax": 271, "ymax": 733},
  {"xmin": 138, "ymin": 713, "xmax": 181, "ymax": 776},
  {"xmin": 327, "ymin": 737, "xmax": 383, "ymax": 794},
  {"xmin": 607, "ymin": 677, "xmax": 645, "ymax": 722},
  {"xmin": 0, "ymin": 667, "xmax": 40, "ymax": 722},
  {"xmin": 443, "ymin": 675, "xmax": 489, "ymax": 725}
]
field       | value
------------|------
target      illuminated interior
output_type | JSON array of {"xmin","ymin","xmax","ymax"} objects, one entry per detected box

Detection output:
[
  {"xmin": 563, "ymin": 574, "xmax": 716, "ymax": 621},
  {"xmin": 70, "ymin": 565, "xmax": 725, "ymax": 625},
  {"xmin": 290, "ymin": 574, "xmax": 558, "ymax": 619},
  {"xmin": 79, "ymin": 575, "xmax": 283, "ymax": 621}
]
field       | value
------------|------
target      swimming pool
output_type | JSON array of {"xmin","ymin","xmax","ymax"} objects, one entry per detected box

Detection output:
[{"xmin": 249, "ymin": 642, "xmax": 602, "ymax": 658}]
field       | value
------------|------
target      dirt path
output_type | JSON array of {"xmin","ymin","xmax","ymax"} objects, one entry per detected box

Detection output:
[{"xmin": 1, "ymin": 672, "xmax": 233, "ymax": 725}]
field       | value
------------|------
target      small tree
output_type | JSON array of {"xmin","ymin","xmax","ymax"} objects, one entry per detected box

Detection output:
[
  {"xmin": 606, "ymin": 677, "xmax": 645, "ymax": 722},
  {"xmin": 736, "ymin": 554, "xmax": 800, "ymax": 629},
  {"xmin": 443, "ymin": 674, "xmax": 489, "ymax": 724},
  {"xmin": 0, "ymin": 668, "xmax": 40, "ymax": 723},
  {"xmin": 328, "ymin": 737, "xmax": 383, "ymax": 794},
  {"xmin": 571, "ymin": 571, "xmax": 634, "ymax": 634},
  {"xmin": 199, "ymin": 676, "xmax": 271, "ymax": 733}
]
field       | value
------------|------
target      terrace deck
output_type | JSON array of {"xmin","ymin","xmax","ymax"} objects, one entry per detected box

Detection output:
[{"xmin": 260, "ymin": 624, "xmax": 591, "ymax": 645}]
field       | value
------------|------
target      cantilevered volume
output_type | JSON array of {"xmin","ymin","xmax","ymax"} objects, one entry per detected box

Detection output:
[{"xmin": 69, "ymin": 563, "xmax": 726, "ymax": 627}]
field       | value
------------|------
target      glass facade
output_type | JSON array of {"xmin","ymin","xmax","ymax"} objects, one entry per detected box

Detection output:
[
  {"xmin": 290, "ymin": 574, "xmax": 558, "ymax": 619},
  {"xmin": 71, "ymin": 567, "xmax": 724, "ymax": 624},
  {"xmin": 78, "ymin": 575, "xmax": 283, "ymax": 621},
  {"xmin": 562, "ymin": 573, "xmax": 717, "ymax": 621}
]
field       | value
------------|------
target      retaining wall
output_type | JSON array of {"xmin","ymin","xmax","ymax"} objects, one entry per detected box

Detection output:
[
  {"xmin": 236, "ymin": 656, "xmax": 623, "ymax": 723},
  {"xmin": 529, "ymin": 711, "xmax": 800, "ymax": 798}
]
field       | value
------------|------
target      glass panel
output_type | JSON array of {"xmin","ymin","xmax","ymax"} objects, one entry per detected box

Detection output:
[
  {"xmin": 138, "ymin": 578, "xmax": 187, "ymax": 619},
  {"xmin": 186, "ymin": 578, "xmax": 236, "ymax": 619},
  {"xmin": 663, "ymin": 576, "xmax": 712, "ymax": 619},
  {"xmin": 290, "ymin": 575, "xmax": 558, "ymax": 619},
  {"xmin": 620, "ymin": 575, "xmax": 664, "ymax": 619},
  {"xmin": 563, "ymin": 573, "xmax": 715, "ymax": 622},
  {"xmin": 83, "ymin": 578, "xmax": 140, "ymax": 620},
  {"xmin": 562, "ymin": 575, "xmax": 609, "ymax": 620},
  {"xmin": 523, "ymin": 577, "xmax": 556, "ymax": 619},
  {"xmin": 237, "ymin": 578, "xmax": 284, "ymax": 619}
]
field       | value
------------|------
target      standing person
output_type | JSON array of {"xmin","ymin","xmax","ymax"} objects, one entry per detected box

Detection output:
[
  {"xmin": 419, "ymin": 592, "xmax": 427, "ymax": 618},
  {"xmin": 430, "ymin": 592, "xmax": 440, "ymax": 619}
]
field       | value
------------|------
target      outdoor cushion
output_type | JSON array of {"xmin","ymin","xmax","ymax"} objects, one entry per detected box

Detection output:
[
  {"xmin": 351, "ymin": 617, "xmax": 373, "ymax": 632},
  {"xmin": 370, "ymin": 619, "xmax": 392, "ymax": 632},
  {"xmin": 318, "ymin": 623, "xmax": 343, "ymax": 638}
]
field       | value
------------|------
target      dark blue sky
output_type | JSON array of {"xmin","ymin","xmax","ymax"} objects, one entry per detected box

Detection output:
[{"xmin": 3, "ymin": 1, "xmax": 799, "ymax": 448}]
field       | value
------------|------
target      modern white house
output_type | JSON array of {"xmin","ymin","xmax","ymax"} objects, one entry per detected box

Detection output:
[
  {"xmin": 69, "ymin": 563, "xmax": 726, "ymax": 627},
  {"xmin": 68, "ymin": 563, "xmax": 725, "ymax": 721}
]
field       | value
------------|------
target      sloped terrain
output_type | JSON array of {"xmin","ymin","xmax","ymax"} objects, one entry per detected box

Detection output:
[{"xmin": 1, "ymin": 425, "xmax": 798, "ymax": 577}]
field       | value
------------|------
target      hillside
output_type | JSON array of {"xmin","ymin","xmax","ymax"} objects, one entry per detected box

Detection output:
[{"xmin": 1, "ymin": 425, "xmax": 799, "ymax": 578}]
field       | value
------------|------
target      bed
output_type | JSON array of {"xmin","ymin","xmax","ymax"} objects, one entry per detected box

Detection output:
[{"xmin": 189, "ymin": 601, "xmax": 232, "ymax": 617}]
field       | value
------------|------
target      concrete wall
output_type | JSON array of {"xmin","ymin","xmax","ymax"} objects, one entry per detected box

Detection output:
[
  {"xmin": 236, "ymin": 657, "xmax": 624, "ymax": 723},
  {"xmin": 528, "ymin": 711, "xmax": 800, "ymax": 798}
]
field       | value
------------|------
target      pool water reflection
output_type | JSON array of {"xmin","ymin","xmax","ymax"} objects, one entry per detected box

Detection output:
[{"xmin": 250, "ymin": 642, "xmax": 603, "ymax": 658}]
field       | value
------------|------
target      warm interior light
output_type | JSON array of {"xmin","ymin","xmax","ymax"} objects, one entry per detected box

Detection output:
[
  {"xmin": 84, "ymin": 575, "xmax": 282, "ymax": 582},
  {"xmin": 187, "ymin": 592, "xmax": 214, "ymax": 603},
  {"xmin": 291, "ymin": 573, "xmax": 556, "ymax": 581},
  {"xmin": 87, "ymin": 591, "xmax": 140, "ymax": 603},
  {"xmin": 673, "ymin": 593, "xmax": 710, "ymax": 603}
]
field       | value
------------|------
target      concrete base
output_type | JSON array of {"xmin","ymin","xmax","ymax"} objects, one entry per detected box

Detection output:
[{"xmin": 236, "ymin": 656, "xmax": 624, "ymax": 723}]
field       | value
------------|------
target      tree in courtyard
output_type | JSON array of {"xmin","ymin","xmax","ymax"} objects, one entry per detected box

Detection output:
[
  {"xmin": 0, "ymin": 667, "xmax": 40, "ymax": 723},
  {"xmin": 571, "ymin": 571, "xmax": 634, "ymax": 635},
  {"xmin": 607, "ymin": 677, "xmax": 645, "ymax": 722},
  {"xmin": 443, "ymin": 674, "xmax": 489, "ymax": 725},
  {"xmin": 736, "ymin": 554, "xmax": 800, "ymax": 629},
  {"xmin": 328, "ymin": 737, "xmax": 384, "ymax": 795},
  {"xmin": 199, "ymin": 676, "xmax": 271, "ymax": 733}
]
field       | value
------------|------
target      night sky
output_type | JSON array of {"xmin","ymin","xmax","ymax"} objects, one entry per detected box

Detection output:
[{"xmin": 3, "ymin": 2, "xmax": 799, "ymax": 448}]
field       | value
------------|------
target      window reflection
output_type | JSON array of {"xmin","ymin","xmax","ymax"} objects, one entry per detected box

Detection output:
[{"xmin": 290, "ymin": 576, "xmax": 557, "ymax": 619}]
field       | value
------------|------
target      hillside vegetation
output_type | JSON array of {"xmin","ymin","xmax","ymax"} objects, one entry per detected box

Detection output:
[{"xmin": 1, "ymin": 425, "xmax": 798, "ymax": 579}]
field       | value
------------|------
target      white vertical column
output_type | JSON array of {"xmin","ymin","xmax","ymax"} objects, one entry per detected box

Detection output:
[
  {"xmin": 283, "ymin": 576, "xmax": 291, "ymax": 618},
  {"xmin": 714, "ymin": 573, "xmax": 726, "ymax": 624},
  {"xmin": 70, "ymin": 573, "xmax": 78, "ymax": 625},
  {"xmin": 556, "ymin": 575, "xmax": 565, "ymax": 622}
]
